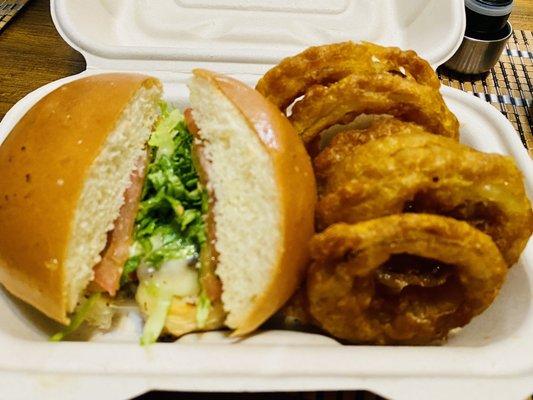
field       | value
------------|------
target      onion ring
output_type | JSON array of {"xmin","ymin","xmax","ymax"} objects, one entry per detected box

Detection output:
[
  {"xmin": 316, "ymin": 132, "xmax": 533, "ymax": 266},
  {"xmin": 256, "ymin": 41, "xmax": 440, "ymax": 111},
  {"xmin": 272, "ymin": 287, "xmax": 314, "ymax": 329},
  {"xmin": 290, "ymin": 73, "xmax": 459, "ymax": 144},
  {"xmin": 314, "ymin": 117, "xmax": 430, "ymax": 181},
  {"xmin": 307, "ymin": 214, "xmax": 507, "ymax": 344}
]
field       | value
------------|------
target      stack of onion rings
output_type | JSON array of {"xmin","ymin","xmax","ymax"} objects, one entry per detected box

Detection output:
[
  {"xmin": 256, "ymin": 41, "xmax": 459, "ymax": 147},
  {"xmin": 259, "ymin": 41, "xmax": 532, "ymax": 345},
  {"xmin": 315, "ymin": 132, "xmax": 533, "ymax": 266},
  {"xmin": 290, "ymin": 73, "xmax": 459, "ymax": 144},
  {"xmin": 256, "ymin": 41, "xmax": 440, "ymax": 111},
  {"xmin": 307, "ymin": 214, "xmax": 507, "ymax": 344}
]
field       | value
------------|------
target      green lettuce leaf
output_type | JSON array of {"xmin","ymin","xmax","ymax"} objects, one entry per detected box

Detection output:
[
  {"xmin": 139, "ymin": 291, "xmax": 173, "ymax": 346},
  {"xmin": 122, "ymin": 102, "xmax": 210, "ymax": 344},
  {"xmin": 50, "ymin": 293, "xmax": 102, "ymax": 342},
  {"xmin": 196, "ymin": 291, "xmax": 211, "ymax": 329},
  {"xmin": 147, "ymin": 109, "xmax": 182, "ymax": 158},
  {"xmin": 122, "ymin": 105, "xmax": 207, "ymax": 284}
]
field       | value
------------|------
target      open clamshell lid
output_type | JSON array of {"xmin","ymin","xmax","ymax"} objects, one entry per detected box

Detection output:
[{"xmin": 51, "ymin": 0, "xmax": 466, "ymax": 75}]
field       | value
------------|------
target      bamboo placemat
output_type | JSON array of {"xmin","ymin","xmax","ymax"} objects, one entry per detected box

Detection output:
[
  {"xmin": 439, "ymin": 29, "xmax": 533, "ymax": 156},
  {"xmin": 0, "ymin": 0, "xmax": 29, "ymax": 32}
]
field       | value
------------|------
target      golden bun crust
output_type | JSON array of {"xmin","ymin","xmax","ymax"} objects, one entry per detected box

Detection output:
[
  {"xmin": 0, "ymin": 73, "xmax": 161, "ymax": 324},
  {"xmin": 193, "ymin": 69, "xmax": 317, "ymax": 335}
]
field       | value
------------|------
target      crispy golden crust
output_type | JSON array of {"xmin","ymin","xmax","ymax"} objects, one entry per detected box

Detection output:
[
  {"xmin": 307, "ymin": 214, "xmax": 507, "ymax": 344},
  {"xmin": 316, "ymin": 133, "xmax": 533, "ymax": 266},
  {"xmin": 273, "ymin": 286, "xmax": 314, "ymax": 329},
  {"xmin": 290, "ymin": 73, "xmax": 459, "ymax": 145},
  {"xmin": 0, "ymin": 73, "xmax": 161, "ymax": 324},
  {"xmin": 192, "ymin": 69, "xmax": 316, "ymax": 336},
  {"xmin": 256, "ymin": 41, "xmax": 440, "ymax": 111},
  {"xmin": 314, "ymin": 117, "xmax": 431, "ymax": 182}
]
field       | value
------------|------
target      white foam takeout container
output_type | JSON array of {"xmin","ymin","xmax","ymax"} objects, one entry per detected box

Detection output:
[{"xmin": 0, "ymin": 1, "xmax": 532, "ymax": 399}]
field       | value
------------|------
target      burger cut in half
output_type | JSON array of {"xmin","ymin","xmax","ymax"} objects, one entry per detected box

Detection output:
[{"xmin": 0, "ymin": 71, "xmax": 316, "ymax": 343}]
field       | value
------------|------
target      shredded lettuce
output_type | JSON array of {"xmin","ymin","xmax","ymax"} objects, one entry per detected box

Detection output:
[
  {"xmin": 50, "ymin": 293, "xmax": 102, "ymax": 342},
  {"xmin": 196, "ymin": 291, "xmax": 211, "ymax": 329},
  {"xmin": 139, "ymin": 291, "xmax": 173, "ymax": 345},
  {"xmin": 123, "ymin": 102, "xmax": 209, "ymax": 344},
  {"xmin": 147, "ymin": 108, "xmax": 182, "ymax": 158},
  {"xmin": 122, "ymin": 105, "xmax": 207, "ymax": 285}
]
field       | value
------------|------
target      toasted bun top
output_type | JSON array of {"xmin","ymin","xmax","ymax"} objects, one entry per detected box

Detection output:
[
  {"xmin": 190, "ymin": 69, "xmax": 316, "ymax": 335},
  {"xmin": 0, "ymin": 73, "xmax": 161, "ymax": 323}
]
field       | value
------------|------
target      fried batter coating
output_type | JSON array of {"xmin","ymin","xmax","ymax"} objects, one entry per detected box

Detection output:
[
  {"xmin": 314, "ymin": 117, "xmax": 430, "ymax": 177},
  {"xmin": 316, "ymin": 133, "xmax": 533, "ymax": 266},
  {"xmin": 290, "ymin": 73, "xmax": 459, "ymax": 144},
  {"xmin": 307, "ymin": 214, "xmax": 507, "ymax": 344},
  {"xmin": 272, "ymin": 287, "xmax": 314, "ymax": 329},
  {"xmin": 256, "ymin": 41, "xmax": 440, "ymax": 111}
]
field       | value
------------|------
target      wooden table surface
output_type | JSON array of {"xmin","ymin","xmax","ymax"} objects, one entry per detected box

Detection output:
[{"xmin": 0, "ymin": 0, "xmax": 531, "ymax": 120}]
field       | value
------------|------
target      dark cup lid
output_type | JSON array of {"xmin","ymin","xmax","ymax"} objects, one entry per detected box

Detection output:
[
  {"xmin": 477, "ymin": 0, "xmax": 513, "ymax": 5},
  {"xmin": 465, "ymin": 0, "xmax": 514, "ymax": 16}
]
